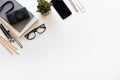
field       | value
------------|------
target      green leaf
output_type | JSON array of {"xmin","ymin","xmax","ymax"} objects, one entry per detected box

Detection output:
[{"xmin": 40, "ymin": 0, "xmax": 44, "ymax": 4}]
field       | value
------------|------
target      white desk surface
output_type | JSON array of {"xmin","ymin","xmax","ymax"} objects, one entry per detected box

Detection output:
[{"xmin": 0, "ymin": 0, "xmax": 120, "ymax": 80}]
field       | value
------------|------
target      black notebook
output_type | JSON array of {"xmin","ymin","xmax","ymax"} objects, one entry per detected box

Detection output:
[{"xmin": 0, "ymin": 0, "xmax": 37, "ymax": 38}]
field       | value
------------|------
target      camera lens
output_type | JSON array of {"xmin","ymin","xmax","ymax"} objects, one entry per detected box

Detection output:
[{"xmin": 15, "ymin": 11, "xmax": 25, "ymax": 21}]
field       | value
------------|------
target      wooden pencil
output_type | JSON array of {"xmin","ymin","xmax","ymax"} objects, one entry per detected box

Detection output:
[
  {"xmin": 0, "ymin": 36, "xmax": 19, "ymax": 55},
  {"xmin": 0, "ymin": 39, "xmax": 14, "ymax": 55},
  {"xmin": 69, "ymin": 0, "xmax": 79, "ymax": 12}
]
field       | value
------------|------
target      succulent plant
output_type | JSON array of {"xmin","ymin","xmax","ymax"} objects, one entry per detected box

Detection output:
[{"xmin": 37, "ymin": 0, "xmax": 52, "ymax": 13}]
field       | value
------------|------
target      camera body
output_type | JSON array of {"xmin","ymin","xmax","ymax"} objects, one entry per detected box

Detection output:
[{"xmin": 6, "ymin": 7, "xmax": 30, "ymax": 24}]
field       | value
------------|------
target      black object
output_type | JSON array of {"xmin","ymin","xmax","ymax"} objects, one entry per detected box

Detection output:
[
  {"xmin": 6, "ymin": 7, "xmax": 30, "ymax": 24},
  {"xmin": 51, "ymin": 0, "xmax": 72, "ymax": 19},
  {"xmin": 25, "ymin": 24, "xmax": 46, "ymax": 40},
  {"xmin": 0, "ymin": 1, "xmax": 14, "ymax": 14},
  {"xmin": 0, "ymin": 24, "xmax": 14, "ymax": 42}
]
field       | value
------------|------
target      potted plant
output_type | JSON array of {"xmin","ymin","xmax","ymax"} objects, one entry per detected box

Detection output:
[{"xmin": 37, "ymin": 0, "xmax": 52, "ymax": 15}]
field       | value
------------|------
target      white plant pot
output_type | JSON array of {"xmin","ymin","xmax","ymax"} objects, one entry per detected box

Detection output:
[{"xmin": 41, "ymin": 9, "xmax": 51, "ymax": 16}]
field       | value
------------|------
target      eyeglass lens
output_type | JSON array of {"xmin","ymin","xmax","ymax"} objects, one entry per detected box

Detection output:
[
  {"xmin": 27, "ymin": 32, "xmax": 36, "ymax": 40},
  {"xmin": 37, "ymin": 27, "xmax": 46, "ymax": 34}
]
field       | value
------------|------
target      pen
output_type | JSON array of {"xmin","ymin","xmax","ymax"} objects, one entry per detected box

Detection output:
[
  {"xmin": 0, "ymin": 24, "xmax": 14, "ymax": 42},
  {"xmin": 8, "ymin": 30, "xmax": 23, "ymax": 48}
]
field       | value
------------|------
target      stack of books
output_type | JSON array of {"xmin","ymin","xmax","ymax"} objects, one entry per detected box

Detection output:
[{"xmin": 0, "ymin": 0, "xmax": 38, "ymax": 38}]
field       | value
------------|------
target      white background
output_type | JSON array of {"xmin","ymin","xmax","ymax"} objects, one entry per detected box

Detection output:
[{"xmin": 0, "ymin": 0, "xmax": 120, "ymax": 80}]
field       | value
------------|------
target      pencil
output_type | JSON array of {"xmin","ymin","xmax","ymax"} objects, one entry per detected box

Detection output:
[
  {"xmin": 0, "ymin": 36, "xmax": 19, "ymax": 55},
  {"xmin": 0, "ymin": 40, "xmax": 14, "ymax": 55},
  {"xmin": 69, "ymin": 0, "xmax": 79, "ymax": 12}
]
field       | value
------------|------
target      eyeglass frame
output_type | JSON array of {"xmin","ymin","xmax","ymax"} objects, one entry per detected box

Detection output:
[{"xmin": 25, "ymin": 24, "xmax": 46, "ymax": 40}]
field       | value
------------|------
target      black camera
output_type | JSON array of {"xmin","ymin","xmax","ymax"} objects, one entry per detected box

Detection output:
[{"xmin": 6, "ymin": 7, "xmax": 30, "ymax": 24}]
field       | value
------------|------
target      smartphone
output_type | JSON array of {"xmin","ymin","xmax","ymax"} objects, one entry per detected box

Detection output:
[{"xmin": 51, "ymin": 0, "xmax": 72, "ymax": 19}]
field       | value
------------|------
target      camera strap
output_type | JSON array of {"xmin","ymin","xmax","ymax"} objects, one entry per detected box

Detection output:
[{"xmin": 0, "ymin": 1, "xmax": 14, "ymax": 14}]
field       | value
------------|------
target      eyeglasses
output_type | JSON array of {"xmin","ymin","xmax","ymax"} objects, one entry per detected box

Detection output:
[{"xmin": 25, "ymin": 24, "xmax": 46, "ymax": 40}]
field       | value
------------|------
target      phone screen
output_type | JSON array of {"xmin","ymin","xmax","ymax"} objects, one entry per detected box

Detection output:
[{"xmin": 51, "ymin": 0, "xmax": 72, "ymax": 19}]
